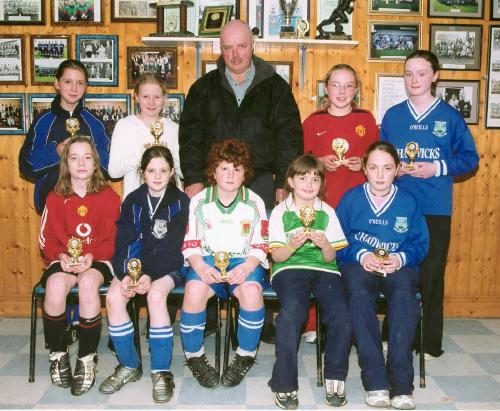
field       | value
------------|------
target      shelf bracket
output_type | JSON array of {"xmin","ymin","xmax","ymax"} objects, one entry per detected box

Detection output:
[
  {"xmin": 195, "ymin": 41, "xmax": 202, "ymax": 79},
  {"xmin": 299, "ymin": 43, "xmax": 307, "ymax": 89}
]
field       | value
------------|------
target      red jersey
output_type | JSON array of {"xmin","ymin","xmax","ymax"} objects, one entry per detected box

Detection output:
[
  {"xmin": 303, "ymin": 108, "xmax": 379, "ymax": 208},
  {"xmin": 39, "ymin": 186, "xmax": 121, "ymax": 265}
]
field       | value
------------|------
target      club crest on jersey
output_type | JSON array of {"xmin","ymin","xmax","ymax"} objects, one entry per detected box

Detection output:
[
  {"xmin": 152, "ymin": 219, "xmax": 168, "ymax": 239},
  {"xmin": 432, "ymin": 121, "xmax": 447, "ymax": 138},
  {"xmin": 77, "ymin": 205, "xmax": 88, "ymax": 217},
  {"xmin": 241, "ymin": 219, "xmax": 251, "ymax": 235},
  {"xmin": 355, "ymin": 125, "xmax": 366, "ymax": 137},
  {"xmin": 394, "ymin": 217, "xmax": 408, "ymax": 233}
]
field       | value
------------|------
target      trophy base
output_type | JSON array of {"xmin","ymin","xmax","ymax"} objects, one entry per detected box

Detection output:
[
  {"xmin": 126, "ymin": 283, "xmax": 138, "ymax": 290},
  {"xmin": 68, "ymin": 262, "xmax": 80, "ymax": 267},
  {"xmin": 315, "ymin": 33, "xmax": 351, "ymax": 40},
  {"xmin": 402, "ymin": 163, "xmax": 417, "ymax": 171},
  {"xmin": 335, "ymin": 159, "xmax": 349, "ymax": 166},
  {"xmin": 280, "ymin": 26, "xmax": 295, "ymax": 39},
  {"xmin": 218, "ymin": 276, "xmax": 228, "ymax": 283},
  {"xmin": 149, "ymin": 31, "xmax": 195, "ymax": 37},
  {"xmin": 372, "ymin": 270, "xmax": 387, "ymax": 278}
]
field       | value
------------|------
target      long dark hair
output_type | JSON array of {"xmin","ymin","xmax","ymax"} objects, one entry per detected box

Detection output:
[{"xmin": 140, "ymin": 145, "xmax": 177, "ymax": 187}]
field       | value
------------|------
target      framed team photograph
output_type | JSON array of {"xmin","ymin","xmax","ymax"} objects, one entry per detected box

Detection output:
[
  {"xmin": 486, "ymin": 26, "xmax": 500, "ymax": 128},
  {"xmin": 0, "ymin": 93, "xmax": 26, "ymax": 135},
  {"xmin": 316, "ymin": 80, "xmax": 361, "ymax": 110},
  {"xmin": 84, "ymin": 93, "xmax": 131, "ymax": 136},
  {"xmin": 111, "ymin": 0, "xmax": 156, "ymax": 22},
  {"xmin": 428, "ymin": 0, "xmax": 484, "ymax": 18},
  {"xmin": 369, "ymin": 0, "xmax": 422, "ymax": 15},
  {"xmin": 263, "ymin": 0, "xmax": 309, "ymax": 40},
  {"xmin": 491, "ymin": 0, "xmax": 500, "ymax": 19},
  {"xmin": 368, "ymin": 22, "xmax": 420, "ymax": 61},
  {"xmin": 28, "ymin": 93, "xmax": 54, "ymax": 125},
  {"xmin": 0, "ymin": 0, "xmax": 45, "ymax": 24},
  {"xmin": 270, "ymin": 61, "xmax": 293, "ymax": 86},
  {"xmin": 247, "ymin": 0, "xmax": 263, "ymax": 37},
  {"xmin": 30, "ymin": 35, "xmax": 70, "ymax": 85},
  {"xmin": 436, "ymin": 80, "xmax": 480, "ymax": 125},
  {"xmin": 127, "ymin": 46, "xmax": 178, "ymax": 90},
  {"xmin": 375, "ymin": 74, "xmax": 407, "ymax": 124},
  {"xmin": 76, "ymin": 34, "xmax": 118, "ymax": 86},
  {"xmin": 202, "ymin": 60, "xmax": 217, "ymax": 75},
  {"xmin": 163, "ymin": 93, "xmax": 184, "ymax": 123},
  {"xmin": 51, "ymin": 0, "xmax": 103, "ymax": 25},
  {"xmin": 430, "ymin": 24, "xmax": 482, "ymax": 71},
  {"xmin": 0, "ymin": 35, "xmax": 25, "ymax": 85}
]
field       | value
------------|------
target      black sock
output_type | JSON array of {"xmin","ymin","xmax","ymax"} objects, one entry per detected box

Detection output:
[
  {"xmin": 43, "ymin": 311, "xmax": 67, "ymax": 353},
  {"xmin": 78, "ymin": 314, "xmax": 102, "ymax": 358}
]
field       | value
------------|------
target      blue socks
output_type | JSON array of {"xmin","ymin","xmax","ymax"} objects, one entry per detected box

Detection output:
[
  {"xmin": 108, "ymin": 321, "xmax": 140, "ymax": 369},
  {"xmin": 180, "ymin": 310, "xmax": 206, "ymax": 356},
  {"xmin": 237, "ymin": 307, "xmax": 264, "ymax": 353},
  {"xmin": 149, "ymin": 326, "xmax": 173, "ymax": 372}
]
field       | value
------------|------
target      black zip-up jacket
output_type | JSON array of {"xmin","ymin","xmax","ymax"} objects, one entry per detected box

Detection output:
[{"xmin": 179, "ymin": 55, "xmax": 303, "ymax": 189}]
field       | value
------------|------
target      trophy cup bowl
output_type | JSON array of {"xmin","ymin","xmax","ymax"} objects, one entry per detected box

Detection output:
[
  {"xmin": 299, "ymin": 205, "xmax": 316, "ymax": 232},
  {"xmin": 150, "ymin": 120, "xmax": 164, "ymax": 145},
  {"xmin": 67, "ymin": 236, "xmax": 83, "ymax": 266},
  {"xmin": 279, "ymin": 0, "xmax": 298, "ymax": 39},
  {"xmin": 332, "ymin": 138, "xmax": 350, "ymax": 165},
  {"xmin": 403, "ymin": 141, "xmax": 419, "ymax": 171},
  {"xmin": 214, "ymin": 251, "xmax": 230, "ymax": 282},
  {"xmin": 126, "ymin": 258, "xmax": 142, "ymax": 289},
  {"xmin": 372, "ymin": 247, "xmax": 389, "ymax": 277},
  {"xmin": 65, "ymin": 118, "xmax": 80, "ymax": 138}
]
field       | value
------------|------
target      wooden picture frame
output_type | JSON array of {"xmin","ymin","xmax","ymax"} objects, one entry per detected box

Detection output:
[
  {"xmin": 270, "ymin": 61, "xmax": 293, "ymax": 86},
  {"xmin": 197, "ymin": 0, "xmax": 239, "ymax": 30},
  {"xmin": 430, "ymin": 24, "xmax": 482, "ymax": 71},
  {"xmin": 491, "ymin": 0, "xmax": 500, "ymax": 19},
  {"xmin": 163, "ymin": 93, "xmax": 185, "ymax": 123},
  {"xmin": 28, "ymin": 93, "xmax": 54, "ymax": 126},
  {"xmin": 0, "ymin": 93, "xmax": 26, "ymax": 134},
  {"xmin": 368, "ymin": 21, "xmax": 420, "ymax": 61},
  {"xmin": 247, "ymin": 0, "xmax": 264, "ymax": 37},
  {"xmin": 111, "ymin": 0, "xmax": 156, "ymax": 22},
  {"xmin": 84, "ymin": 93, "xmax": 131, "ymax": 136},
  {"xmin": 199, "ymin": 5, "xmax": 232, "ymax": 37},
  {"xmin": 428, "ymin": 0, "xmax": 484, "ymax": 19},
  {"xmin": 76, "ymin": 34, "xmax": 118, "ymax": 87},
  {"xmin": 263, "ymin": 0, "xmax": 309, "ymax": 40},
  {"xmin": 369, "ymin": 0, "xmax": 422, "ymax": 15},
  {"xmin": 375, "ymin": 74, "xmax": 407, "ymax": 124},
  {"xmin": 51, "ymin": 0, "xmax": 103, "ymax": 25},
  {"xmin": 30, "ymin": 35, "xmax": 70, "ymax": 85},
  {"xmin": 0, "ymin": 35, "xmax": 25, "ymax": 85},
  {"xmin": 127, "ymin": 46, "xmax": 178, "ymax": 90},
  {"xmin": 486, "ymin": 25, "xmax": 500, "ymax": 128},
  {"xmin": 0, "ymin": 0, "xmax": 45, "ymax": 24},
  {"xmin": 202, "ymin": 60, "xmax": 217, "ymax": 75},
  {"xmin": 436, "ymin": 80, "xmax": 480, "ymax": 125}
]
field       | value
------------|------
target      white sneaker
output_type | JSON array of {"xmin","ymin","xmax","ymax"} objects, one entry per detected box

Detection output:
[
  {"xmin": 382, "ymin": 341, "xmax": 388, "ymax": 352},
  {"xmin": 391, "ymin": 395, "xmax": 416, "ymax": 410},
  {"xmin": 302, "ymin": 331, "xmax": 317, "ymax": 344},
  {"xmin": 365, "ymin": 390, "xmax": 390, "ymax": 407}
]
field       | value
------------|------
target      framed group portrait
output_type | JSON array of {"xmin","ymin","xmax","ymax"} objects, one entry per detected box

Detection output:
[
  {"xmin": 84, "ymin": 93, "xmax": 131, "ymax": 136},
  {"xmin": 51, "ymin": 0, "xmax": 103, "ymax": 25},
  {"xmin": 163, "ymin": 93, "xmax": 185, "ymax": 123},
  {"xmin": 76, "ymin": 34, "xmax": 118, "ymax": 86},
  {"xmin": 428, "ymin": 0, "xmax": 484, "ymax": 18},
  {"xmin": 492, "ymin": 0, "xmax": 500, "ymax": 19},
  {"xmin": 0, "ymin": 35, "xmax": 25, "ymax": 85},
  {"xmin": 0, "ymin": 93, "xmax": 26, "ymax": 135},
  {"xmin": 369, "ymin": 0, "xmax": 422, "ymax": 15},
  {"xmin": 368, "ymin": 22, "xmax": 420, "ymax": 61},
  {"xmin": 486, "ymin": 25, "xmax": 500, "ymax": 128},
  {"xmin": 0, "ymin": 0, "xmax": 45, "ymax": 24},
  {"xmin": 111, "ymin": 0, "xmax": 156, "ymax": 22},
  {"xmin": 30, "ymin": 35, "xmax": 70, "ymax": 85},
  {"xmin": 429, "ymin": 24, "xmax": 482, "ymax": 71},
  {"xmin": 436, "ymin": 80, "xmax": 480, "ymax": 125},
  {"xmin": 375, "ymin": 74, "xmax": 407, "ymax": 124},
  {"xmin": 127, "ymin": 46, "xmax": 178, "ymax": 90},
  {"xmin": 28, "ymin": 93, "xmax": 54, "ymax": 125}
]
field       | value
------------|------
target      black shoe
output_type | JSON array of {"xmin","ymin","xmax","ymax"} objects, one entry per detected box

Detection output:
[
  {"xmin": 275, "ymin": 391, "xmax": 299, "ymax": 410},
  {"xmin": 325, "ymin": 379, "xmax": 347, "ymax": 407},
  {"xmin": 71, "ymin": 353, "xmax": 98, "ymax": 396},
  {"xmin": 49, "ymin": 350, "xmax": 72, "ymax": 388},
  {"xmin": 151, "ymin": 371, "xmax": 175, "ymax": 403},
  {"xmin": 204, "ymin": 319, "xmax": 217, "ymax": 337},
  {"xmin": 221, "ymin": 354, "xmax": 255, "ymax": 387},
  {"xmin": 260, "ymin": 325, "xmax": 275, "ymax": 344},
  {"xmin": 185, "ymin": 354, "xmax": 220, "ymax": 389}
]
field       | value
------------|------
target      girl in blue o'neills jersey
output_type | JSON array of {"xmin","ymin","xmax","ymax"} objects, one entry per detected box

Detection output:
[
  {"xmin": 268, "ymin": 154, "xmax": 351, "ymax": 410},
  {"xmin": 380, "ymin": 50, "xmax": 479, "ymax": 360},
  {"xmin": 336, "ymin": 141, "xmax": 429, "ymax": 410}
]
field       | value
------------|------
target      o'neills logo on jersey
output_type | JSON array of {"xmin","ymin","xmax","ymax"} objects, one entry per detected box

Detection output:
[
  {"xmin": 433, "ymin": 121, "xmax": 447, "ymax": 137},
  {"xmin": 355, "ymin": 125, "xmax": 366, "ymax": 137},
  {"xmin": 410, "ymin": 124, "xmax": 428, "ymax": 130},
  {"xmin": 241, "ymin": 219, "xmax": 251, "ymax": 235},
  {"xmin": 394, "ymin": 217, "xmax": 408, "ymax": 233}
]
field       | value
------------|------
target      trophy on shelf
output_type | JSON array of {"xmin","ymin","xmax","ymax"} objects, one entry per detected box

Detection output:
[
  {"xmin": 214, "ymin": 251, "xmax": 230, "ymax": 282},
  {"xmin": 295, "ymin": 18, "xmax": 309, "ymax": 39},
  {"xmin": 67, "ymin": 237, "xmax": 83, "ymax": 266},
  {"xmin": 65, "ymin": 118, "xmax": 80, "ymax": 137},
  {"xmin": 332, "ymin": 138, "xmax": 349, "ymax": 165},
  {"xmin": 152, "ymin": 0, "xmax": 195, "ymax": 37},
  {"xmin": 403, "ymin": 142, "xmax": 420, "ymax": 171},
  {"xmin": 316, "ymin": 0, "xmax": 355, "ymax": 40},
  {"xmin": 126, "ymin": 258, "xmax": 142, "ymax": 289},
  {"xmin": 299, "ymin": 205, "xmax": 316, "ymax": 232},
  {"xmin": 372, "ymin": 247, "xmax": 389, "ymax": 277},
  {"xmin": 279, "ymin": 0, "xmax": 298, "ymax": 39},
  {"xmin": 150, "ymin": 120, "xmax": 164, "ymax": 145}
]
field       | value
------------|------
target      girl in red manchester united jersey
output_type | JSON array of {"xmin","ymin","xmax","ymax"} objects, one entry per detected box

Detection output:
[{"xmin": 39, "ymin": 136, "xmax": 120, "ymax": 397}]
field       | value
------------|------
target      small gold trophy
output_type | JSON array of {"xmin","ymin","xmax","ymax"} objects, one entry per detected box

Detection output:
[
  {"xmin": 126, "ymin": 258, "xmax": 142, "ymax": 289},
  {"xmin": 299, "ymin": 205, "xmax": 316, "ymax": 232},
  {"xmin": 65, "ymin": 118, "xmax": 80, "ymax": 137},
  {"xmin": 373, "ymin": 247, "xmax": 389, "ymax": 277},
  {"xmin": 332, "ymin": 138, "xmax": 349, "ymax": 165},
  {"xmin": 150, "ymin": 120, "xmax": 164, "ymax": 145},
  {"xmin": 403, "ymin": 142, "xmax": 420, "ymax": 171},
  {"xmin": 67, "ymin": 236, "xmax": 83, "ymax": 266},
  {"xmin": 214, "ymin": 251, "xmax": 230, "ymax": 282}
]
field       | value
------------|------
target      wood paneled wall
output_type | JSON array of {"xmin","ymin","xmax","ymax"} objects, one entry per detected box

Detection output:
[{"xmin": 1, "ymin": 0, "xmax": 498, "ymax": 316}]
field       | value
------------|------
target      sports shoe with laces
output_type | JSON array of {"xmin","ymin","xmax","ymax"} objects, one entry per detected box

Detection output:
[
  {"xmin": 325, "ymin": 379, "xmax": 347, "ymax": 407},
  {"xmin": 151, "ymin": 371, "xmax": 175, "ymax": 403},
  {"xmin": 221, "ymin": 354, "xmax": 255, "ymax": 387},
  {"xmin": 71, "ymin": 353, "xmax": 97, "ymax": 396},
  {"xmin": 391, "ymin": 395, "xmax": 416, "ymax": 410},
  {"xmin": 49, "ymin": 350, "xmax": 72, "ymax": 388},
  {"xmin": 275, "ymin": 391, "xmax": 299, "ymax": 410},
  {"xmin": 99, "ymin": 365, "xmax": 142, "ymax": 394},
  {"xmin": 185, "ymin": 354, "xmax": 220, "ymax": 388},
  {"xmin": 365, "ymin": 390, "xmax": 390, "ymax": 407}
]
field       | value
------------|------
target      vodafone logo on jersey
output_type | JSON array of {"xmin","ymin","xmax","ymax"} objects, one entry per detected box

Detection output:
[{"xmin": 76, "ymin": 223, "xmax": 91, "ymax": 238}]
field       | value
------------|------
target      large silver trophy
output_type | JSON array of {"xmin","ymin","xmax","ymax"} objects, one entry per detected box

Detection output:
[{"xmin": 279, "ymin": 0, "xmax": 298, "ymax": 39}]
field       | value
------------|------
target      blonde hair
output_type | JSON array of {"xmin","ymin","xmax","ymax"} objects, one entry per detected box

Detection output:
[
  {"xmin": 134, "ymin": 73, "xmax": 167, "ymax": 97},
  {"xmin": 323, "ymin": 64, "xmax": 359, "ymax": 109}
]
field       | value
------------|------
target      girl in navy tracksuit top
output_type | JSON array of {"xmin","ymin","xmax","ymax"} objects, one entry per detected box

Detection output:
[{"xmin": 99, "ymin": 145, "xmax": 189, "ymax": 403}]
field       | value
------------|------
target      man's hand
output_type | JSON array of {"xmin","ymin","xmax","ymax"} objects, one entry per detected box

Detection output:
[{"xmin": 185, "ymin": 183, "xmax": 204, "ymax": 198}]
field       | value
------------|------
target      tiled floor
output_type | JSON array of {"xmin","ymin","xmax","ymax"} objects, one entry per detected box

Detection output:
[{"xmin": 1, "ymin": 317, "xmax": 500, "ymax": 409}]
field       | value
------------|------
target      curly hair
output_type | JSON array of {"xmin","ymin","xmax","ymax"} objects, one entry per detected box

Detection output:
[{"xmin": 205, "ymin": 139, "xmax": 254, "ymax": 186}]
